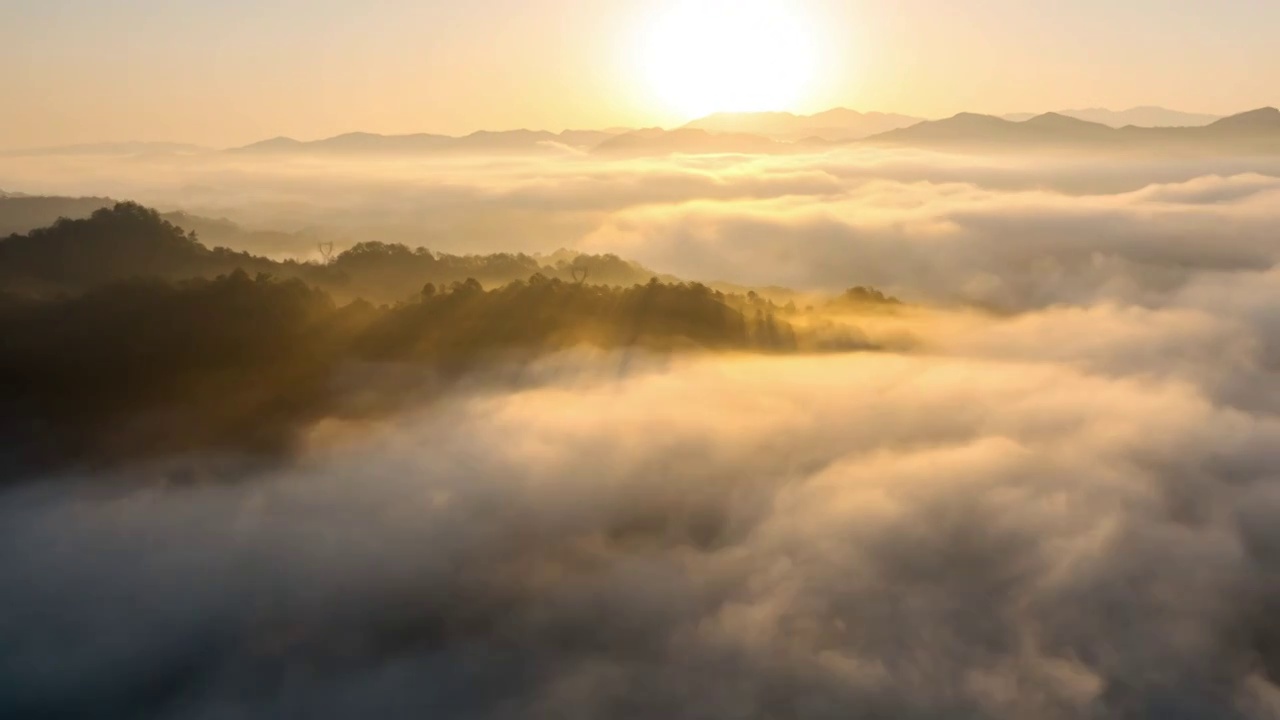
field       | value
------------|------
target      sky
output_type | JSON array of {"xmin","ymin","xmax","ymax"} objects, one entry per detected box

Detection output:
[{"xmin": 2, "ymin": 0, "xmax": 1279, "ymax": 149}]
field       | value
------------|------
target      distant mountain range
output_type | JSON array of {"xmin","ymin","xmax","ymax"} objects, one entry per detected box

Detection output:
[
  {"xmin": 865, "ymin": 107, "xmax": 1280, "ymax": 151},
  {"xmin": 1001, "ymin": 107, "xmax": 1221, "ymax": 128},
  {"xmin": 5, "ymin": 106, "xmax": 1279, "ymax": 158},
  {"xmin": 592, "ymin": 128, "xmax": 789, "ymax": 156},
  {"xmin": 681, "ymin": 108, "xmax": 923, "ymax": 141},
  {"xmin": 230, "ymin": 129, "xmax": 620, "ymax": 155}
]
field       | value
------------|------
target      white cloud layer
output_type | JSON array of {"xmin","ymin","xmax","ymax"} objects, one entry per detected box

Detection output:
[
  {"xmin": 6, "ymin": 287, "xmax": 1280, "ymax": 717},
  {"xmin": 6, "ymin": 146, "xmax": 1280, "ymax": 717},
  {"xmin": 8, "ymin": 149, "xmax": 1280, "ymax": 304}
]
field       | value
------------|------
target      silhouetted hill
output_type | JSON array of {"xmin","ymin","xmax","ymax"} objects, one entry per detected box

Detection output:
[
  {"xmin": 0, "ymin": 269, "xmax": 801, "ymax": 477},
  {"xmin": 1110, "ymin": 107, "xmax": 1280, "ymax": 150},
  {"xmin": 1203, "ymin": 106, "xmax": 1280, "ymax": 132},
  {"xmin": 684, "ymin": 108, "xmax": 922, "ymax": 141},
  {"xmin": 0, "ymin": 195, "xmax": 344, "ymax": 259},
  {"xmin": 1002, "ymin": 107, "xmax": 1222, "ymax": 128},
  {"xmin": 866, "ymin": 113, "xmax": 1038, "ymax": 145},
  {"xmin": 0, "ymin": 203, "xmax": 279, "ymax": 293},
  {"xmin": 235, "ymin": 136, "xmax": 307, "ymax": 152},
  {"xmin": 1020, "ymin": 112, "xmax": 1118, "ymax": 140},
  {"xmin": 0, "ymin": 203, "xmax": 681, "ymax": 302},
  {"xmin": 157, "ymin": 210, "xmax": 336, "ymax": 258},
  {"xmin": 0, "ymin": 203, "xmax": 898, "ymax": 477},
  {"xmin": 309, "ymin": 132, "xmax": 452, "ymax": 153},
  {"xmin": 229, "ymin": 129, "xmax": 624, "ymax": 155},
  {"xmin": 872, "ymin": 111, "xmax": 1116, "ymax": 145},
  {"xmin": 867, "ymin": 108, "xmax": 1280, "ymax": 152},
  {"xmin": 593, "ymin": 128, "xmax": 788, "ymax": 156}
]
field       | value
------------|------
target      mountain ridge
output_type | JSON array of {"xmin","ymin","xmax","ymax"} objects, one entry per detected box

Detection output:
[
  {"xmin": 682, "ymin": 108, "xmax": 923, "ymax": 141},
  {"xmin": 866, "ymin": 108, "xmax": 1280, "ymax": 151},
  {"xmin": 227, "ymin": 128, "xmax": 622, "ymax": 155},
  {"xmin": 592, "ymin": 127, "xmax": 788, "ymax": 156},
  {"xmin": 1002, "ymin": 106, "xmax": 1223, "ymax": 128},
  {"xmin": 7, "ymin": 106, "xmax": 1276, "ymax": 157}
]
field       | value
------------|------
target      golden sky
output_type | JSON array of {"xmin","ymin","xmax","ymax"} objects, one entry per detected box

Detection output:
[{"xmin": 2, "ymin": 0, "xmax": 1278, "ymax": 148}]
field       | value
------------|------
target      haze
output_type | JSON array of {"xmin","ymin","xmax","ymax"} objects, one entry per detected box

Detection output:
[
  {"xmin": 5, "ymin": 3, "xmax": 1280, "ymax": 719},
  {"xmin": 3, "ymin": 0, "xmax": 1279, "ymax": 148}
]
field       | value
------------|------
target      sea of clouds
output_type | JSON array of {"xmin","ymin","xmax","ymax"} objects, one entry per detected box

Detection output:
[
  {"xmin": 7, "ymin": 147, "xmax": 1280, "ymax": 309},
  {"xmin": 4, "ymin": 146, "xmax": 1280, "ymax": 717}
]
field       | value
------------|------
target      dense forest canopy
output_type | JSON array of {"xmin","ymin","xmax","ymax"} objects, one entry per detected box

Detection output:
[
  {"xmin": 0, "ymin": 202, "xmax": 688, "ymax": 303},
  {"xmin": 0, "ymin": 203, "xmax": 895, "ymax": 479}
]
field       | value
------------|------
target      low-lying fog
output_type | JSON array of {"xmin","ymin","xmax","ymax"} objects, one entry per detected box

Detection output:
[
  {"xmin": 4, "ymin": 146, "xmax": 1280, "ymax": 717},
  {"xmin": 6, "ymin": 146, "xmax": 1280, "ymax": 311}
]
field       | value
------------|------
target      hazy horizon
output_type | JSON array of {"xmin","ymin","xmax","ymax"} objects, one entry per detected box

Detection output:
[
  {"xmin": 4, "ymin": 104, "xmax": 1279, "ymax": 160},
  {"xmin": 7, "ymin": 3, "xmax": 1280, "ymax": 718},
  {"xmin": 6, "ymin": 103, "xmax": 1280, "ymax": 153},
  {"xmin": 4, "ymin": 0, "xmax": 1279, "ymax": 148}
]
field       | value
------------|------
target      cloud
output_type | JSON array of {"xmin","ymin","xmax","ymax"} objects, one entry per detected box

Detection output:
[
  {"xmin": 4, "ymin": 309, "xmax": 1280, "ymax": 718},
  {"xmin": 8, "ymin": 146, "xmax": 1280, "ymax": 717},
  {"xmin": 8, "ymin": 147, "xmax": 1280, "ymax": 286},
  {"xmin": 578, "ymin": 172, "xmax": 1280, "ymax": 310}
]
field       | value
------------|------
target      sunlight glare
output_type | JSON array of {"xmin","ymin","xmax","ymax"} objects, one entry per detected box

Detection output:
[{"xmin": 639, "ymin": 0, "xmax": 820, "ymax": 120}]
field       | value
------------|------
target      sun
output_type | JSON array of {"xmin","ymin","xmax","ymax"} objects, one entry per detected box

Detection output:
[{"xmin": 638, "ymin": 0, "xmax": 819, "ymax": 120}]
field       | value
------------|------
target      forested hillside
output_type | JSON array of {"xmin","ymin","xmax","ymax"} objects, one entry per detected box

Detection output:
[{"xmin": 0, "ymin": 204, "xmax": 874, "ymax": 479}]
